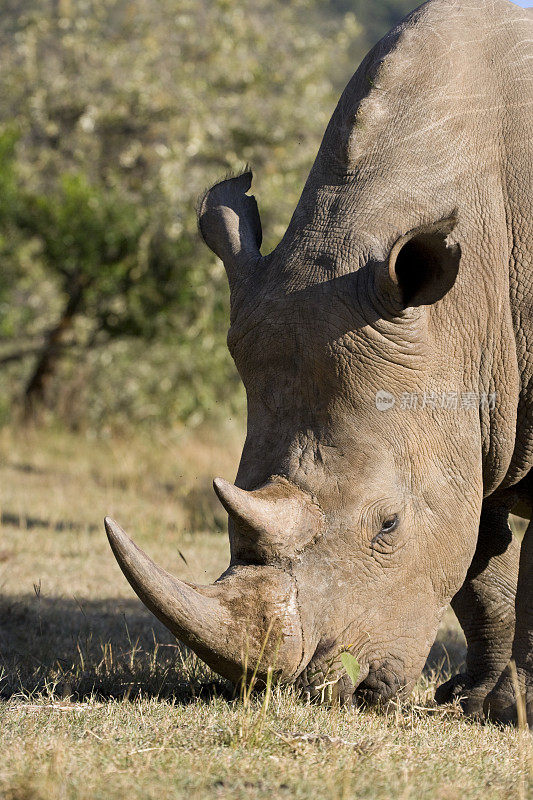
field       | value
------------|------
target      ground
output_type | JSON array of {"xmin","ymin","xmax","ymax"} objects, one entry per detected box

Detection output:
[{"xmin": 0, "ymin": 424, "xmax": 531, "ymax": 800}]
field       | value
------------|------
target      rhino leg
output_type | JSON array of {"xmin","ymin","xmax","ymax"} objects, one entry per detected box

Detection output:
[
  {"xmin": 484, "ymin": 519, "xmax": 533, "ymax": 727},
  {"xmin": 435, "ymin": 507, "xmax": 519, "ymax": 717}
]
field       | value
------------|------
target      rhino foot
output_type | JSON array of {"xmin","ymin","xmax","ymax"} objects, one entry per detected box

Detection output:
[
  {"xmin": 434, "ymin": 673, "xmax": 496, "ymax": 718},
  {"xmin": 483, "ymin": 666, "xmax": 533, "ymax": 728}
]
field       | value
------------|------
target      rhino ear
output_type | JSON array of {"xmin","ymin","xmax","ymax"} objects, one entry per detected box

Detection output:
[
  {"xmin": 198, "ymin": 171, "xmax": 262, "ymax": 287},
  {"xmin": 387, "ymin": 217, "xmax": 461, "ymax": 308}
]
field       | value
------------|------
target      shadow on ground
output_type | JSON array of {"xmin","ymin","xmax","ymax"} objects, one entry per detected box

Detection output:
[
  {"xmin": 0, "ymin": 593, "xmax": 466, "ymax": 703},
  {"xmin": 0, "ymin": 593, "xmax": 230, "ymax": 702},
  {"xmin": 425, "ymin": 623, "xmax": 465, "ymax": 681},
  {"xmin": 0, "ymin": 511, "xmax": 99, "ymax": 533}
]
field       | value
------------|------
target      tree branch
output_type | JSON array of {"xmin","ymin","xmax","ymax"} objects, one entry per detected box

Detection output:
[{"xmin": 0, "ymin": 346, "xmax": 43, "ymax": 366}]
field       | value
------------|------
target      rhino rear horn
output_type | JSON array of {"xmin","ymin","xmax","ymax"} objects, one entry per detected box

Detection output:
[
  {"xmin": 213, "ymin": 477, "xmax": 324, "ymax": 557},
  {"xmin": 198, "ymin": 171, "xmax": 262, "ymax": 289}
]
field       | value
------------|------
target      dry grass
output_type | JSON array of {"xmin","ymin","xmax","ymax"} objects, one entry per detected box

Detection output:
[{"xmin": 0, "ymin": 424, "xmax": 531, "ymax": 800}]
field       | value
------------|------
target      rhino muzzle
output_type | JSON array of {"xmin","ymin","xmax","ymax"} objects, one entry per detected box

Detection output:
[{"xmin": 104, "ymin": 476, "xmax": 325, "ymax": 685}]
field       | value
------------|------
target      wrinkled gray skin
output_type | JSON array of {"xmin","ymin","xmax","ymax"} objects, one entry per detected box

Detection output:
[{"xmin": 106, "ymin": 0, "xmax": 533, "ymax": 724}]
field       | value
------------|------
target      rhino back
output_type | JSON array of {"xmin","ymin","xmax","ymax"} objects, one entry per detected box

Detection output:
[{"xmin": 496, "ymin": 2, "xmax": 533, "ymax": 488}]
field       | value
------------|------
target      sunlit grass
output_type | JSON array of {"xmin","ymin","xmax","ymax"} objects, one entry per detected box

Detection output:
[{"xmin": 0, "ymin": 424, "xmax": 530, "ymax": 800}]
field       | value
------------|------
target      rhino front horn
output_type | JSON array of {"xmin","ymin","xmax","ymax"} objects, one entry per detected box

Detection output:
[{"xmin": 104, "ymin": 517, "xmax": 304, "ymax": 683}]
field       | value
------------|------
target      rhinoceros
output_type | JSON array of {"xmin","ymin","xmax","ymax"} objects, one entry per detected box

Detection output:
[{"xmin": 105, "ymin": 0, "xmax": 532, "ymax": 724}]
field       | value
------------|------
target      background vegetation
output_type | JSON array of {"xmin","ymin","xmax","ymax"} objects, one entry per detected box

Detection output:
[
  {"xmin": 0, "ymin": 0, "xmax": 414, "ymax": 432},
  {"xmin": 1, "ymin": 3, "xmax": 532, "ymax": 798}
]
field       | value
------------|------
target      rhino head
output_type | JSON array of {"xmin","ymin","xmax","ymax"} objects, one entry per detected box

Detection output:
[
  {"xmin": 106, "ymin": 15, "xmax": 494, "ymax": 702},
  {"xmin": 106, "ymin": 165, "xmax": 480, "ymax": 704}
]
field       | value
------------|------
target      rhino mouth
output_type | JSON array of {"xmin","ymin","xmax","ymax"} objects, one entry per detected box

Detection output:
[
  {"xmin": 294, "ymin": 653, "xmax": 406, "ymax": 707},
  {"xmin": 294, "ymin": 636, "xmax": 371, "ymax": 704},
  {"xmin": 354, "ymin": 666, "xmax": 405, "ymax": 705}
]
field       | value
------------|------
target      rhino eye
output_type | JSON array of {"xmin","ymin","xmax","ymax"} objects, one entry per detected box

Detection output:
[
  {"xmin": 371, "ymin": 515, "xmax": 401, "ymax": 556},
  {"xmin": 380, "ymin": 515, "xmax": 399, "ymax": 534}
]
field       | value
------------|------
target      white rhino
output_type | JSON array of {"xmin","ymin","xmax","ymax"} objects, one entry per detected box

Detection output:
[{"xmin": 106, "ymin": 0, "xmax": 533, "ymax": 724}]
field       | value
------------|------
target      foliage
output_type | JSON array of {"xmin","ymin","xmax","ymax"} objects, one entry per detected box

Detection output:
[
  {"xmin": 15, "ymin": 168, "xmax": 198, "ymax": 342},
  {"xmin": 0, "ymin": 130, "xmax": 25, "ymax": 334},
  {"xmin": 340, "ymin": 651, "xmax": 361, "ymax": 686},
  {"xmin": 330, "ymin": 0, "xmax": 420, "ymax": 47}
]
